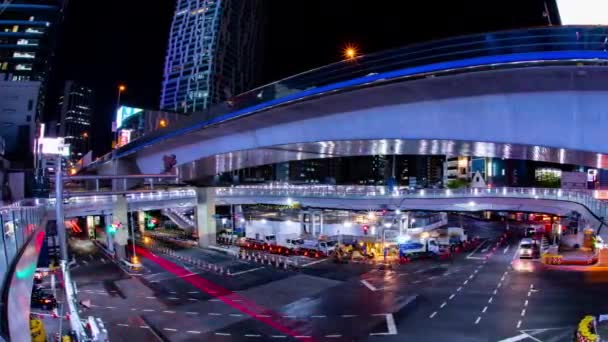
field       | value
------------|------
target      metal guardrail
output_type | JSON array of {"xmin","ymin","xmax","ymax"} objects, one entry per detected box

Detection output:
[
  {"xmin": 102, "ymin": 25, "xmax": 608, "ymax": 160},
  {"xmin": 215, "ymin": 185, "xmax": 607, "ymax": 220}
]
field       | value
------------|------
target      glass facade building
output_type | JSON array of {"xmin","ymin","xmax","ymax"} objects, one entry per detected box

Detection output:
[
  {"xmin": 0, "ymin": 1, "xmax": 67, "ymax": 110},
  {"xmin": 58, "ymin": 81, "xmax": 93, "ymax": 166},
  {"xmin": 160, "ymin": 0, "xmax": 266, "ymax": 113}
]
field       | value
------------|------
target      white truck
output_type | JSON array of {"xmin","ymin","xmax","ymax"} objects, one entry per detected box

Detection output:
[
  {"xmin": 432, "ymin": 227, "xmax": 468, "ymax": 246},
  {"xmin": 398, "ymin": 238, "xmax": 441, "ymax": 258},
  {"xmin": 301, "ymin": 239, "xmax": 339, "ymax": 255}
]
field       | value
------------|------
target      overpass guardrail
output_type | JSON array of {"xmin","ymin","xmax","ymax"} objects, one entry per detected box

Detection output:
[
  {"xmin": 101, "ymin": 25, "xmax": 608, "ymax": 160},
  {"xmin": 215, "ymin": 185, "xmax": 608, "ymax": 222}
]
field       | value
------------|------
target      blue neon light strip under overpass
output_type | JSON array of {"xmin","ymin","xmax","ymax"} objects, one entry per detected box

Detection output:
[{"xmin": 116, "ymin": 50, "xmax": 608, "ymax": 159}]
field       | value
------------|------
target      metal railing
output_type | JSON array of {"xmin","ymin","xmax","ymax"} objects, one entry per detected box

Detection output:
[
  {"xmin": 215, "ymin": 185, "xmax": 607, "ymax": 220},
  {"xmin": 51, "ymin": 174, "xmax": 180, "ymax": 193},
  {"xmin": 104, "ymin": 25, "xmax": 608, "ymax": 160}
]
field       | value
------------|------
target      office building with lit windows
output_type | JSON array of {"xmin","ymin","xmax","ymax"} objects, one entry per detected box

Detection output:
[
  {"xmin": 160, "ymin": 0, "xmax": 266, "ymax": 112},
  {"xmin": 58, "ymin": 81, "xmax": 93, "ymax": 165},
  {"xmin": 0, "ymin": 1, "xmax": 67, "ymax": 106}
]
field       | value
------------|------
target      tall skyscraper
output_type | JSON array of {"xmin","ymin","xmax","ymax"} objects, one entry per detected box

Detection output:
[
  {"xmin": 160, "ymin": 0, "xmax": 266, "ymax": 113},
  {"xmin": 58, "ymin": 81, "xmax": 93, "ymax": 166},
  {"xmin": 0, "ymin": 1, "xmax": 67, "ymax": 111}
]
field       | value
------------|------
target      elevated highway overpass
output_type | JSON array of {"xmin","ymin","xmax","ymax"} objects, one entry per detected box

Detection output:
[
  {"xmin": 55, "ymin": 186, "xmax": 606, "ymax": 235},
  {"xmin": 89, "ymin": 26, "xmax": 608, "ymax": 182}
]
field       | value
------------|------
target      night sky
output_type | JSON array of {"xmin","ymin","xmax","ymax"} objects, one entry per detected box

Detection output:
[{"xmin": 53, "ymin": 0, "xmax": 549, "ymax": 157}]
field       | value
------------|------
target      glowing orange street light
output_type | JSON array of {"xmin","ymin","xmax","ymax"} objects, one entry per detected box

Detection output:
[
  {"xmin": 159, "ymin": 119, "xmax": 167, "ymax": 128},
  {"xmin": 69, "ymin": 168, "xmax": 77, "ymax": 176},
  {"xmin": 343, "ymin": 44, "xmax": 359, "ymax": 60},
  {"xmin": 118, "ymin": 84, "xmax": 126, "ymax": 92},
  {"xmin": 82, "ymin": 131, "xmax": 89, "ymax": 138}
]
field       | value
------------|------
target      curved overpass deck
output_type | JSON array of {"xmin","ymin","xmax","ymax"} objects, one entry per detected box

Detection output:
[{"xmin": 89, "ymin": 26, "xmax": 608, "ymax": 179}]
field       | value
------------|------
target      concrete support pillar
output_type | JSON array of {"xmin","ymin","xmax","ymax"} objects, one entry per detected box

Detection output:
[
  {"xmin": 137, "ymin": 211, "xmax": 146, "ymax": 234},
  {"xmin": 299, "ymin": 211, "xmax": 306, "ymax": 235},
  {"xmin": 104, "ymin": 214, "xmax": 115, "ymax": 254},
  {"xmin": 196, "ymin": 188, "xmax": 216, "ymax": 247},
  {"xmin": 112, "ymin": 195, "xmax": 129, "ymax": 260},
  {"xmin": 319, "ymin": 210, "xmax": 324, "ymax": 236}
]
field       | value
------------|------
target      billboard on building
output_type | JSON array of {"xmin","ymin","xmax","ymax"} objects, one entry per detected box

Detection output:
[{"xmin": 116, "ymin": 106, "xmax": 144, "ymax": 129}]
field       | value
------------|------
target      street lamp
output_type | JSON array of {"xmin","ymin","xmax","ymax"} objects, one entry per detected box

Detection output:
[
  {"xmin": 343, "ymin": 44, "xmax": 359, "ymax": 60},
  {"xmin": 114, "ymin": 84, "xmax": 126, "ymax": 148}
]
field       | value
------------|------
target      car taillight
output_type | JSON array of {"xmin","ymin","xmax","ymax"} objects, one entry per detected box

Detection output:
[{"xmin": 44, "ymin": 299, "xmax": 50, "ymax": 303}]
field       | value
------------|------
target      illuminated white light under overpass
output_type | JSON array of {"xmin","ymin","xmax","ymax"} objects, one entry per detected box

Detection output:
[
  {"xmin": 468, "ymin": 201, "xmax": 476, "ymax": 207},
  {"xmin": 556, "ymin": 0, "xmax": 608, "ymax": 25},
  {"xmin": 343, "ymin": 221, "xmax": 353, "ymax": 227}
]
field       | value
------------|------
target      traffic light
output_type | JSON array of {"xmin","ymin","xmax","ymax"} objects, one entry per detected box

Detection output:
[
  {"xmin": 146, "ymin": 216, "xmax": 157, "ymax": 229},
  {"xmin": 106, "ymin": 222, "xmax": 121, "ymax": 235},
  {"xmin": 363, "ymin": 225, "xmax": 369, "ymax": 235}
]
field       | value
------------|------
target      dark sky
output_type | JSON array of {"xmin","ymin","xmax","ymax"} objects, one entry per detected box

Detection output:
[{"xmin": 54, "ymin": 0, "xmax": 549, "ymax": 157}]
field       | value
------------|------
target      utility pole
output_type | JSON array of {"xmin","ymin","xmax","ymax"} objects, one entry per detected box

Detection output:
[{"xmin": 55, "ymin": 153, "xmax": 68, "ymax": 261}]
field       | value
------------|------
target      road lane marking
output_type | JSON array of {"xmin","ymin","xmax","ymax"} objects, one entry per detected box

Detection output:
[
  {"xmin": 413, "ymin": 280, "xmax": 422, "ymax": 284},
  {"xmin": 524, "ymin": 300, "xmax": 528, "ymax": 306},
  {"xmin": 521, "ymin": 309, "xmax": 526, "ymax": 317},
  {"xmin": 283, "ymin": 315, "xmax": 296, "ymax": 318},
  {"xmin": 188, "ymin": 298, "xmax": 197, "ymax": 301},
  {"xmin": 140, "ymin": 326, "xmax": 149, "ymax": 329},
  {"xmin": 370, "ymin": 313, "xmax": 397, "ymax": 335},
  {"xmin": 493, "ymin": 289, "xmax": 498, "ymax": 295},
  {"xmin": 475, "ymin": 316, "xmax": 481, "ymax": 324},
  {"xmin": 186, "ymin": 312, "xmax": 198, "ymax": 315},
  {"xmin": 244, "ymin": 334, "xmax": 261, "ymax": 337},
  {"xmin": 209, "ymin": 313, "xmax": 222, "ymax": 316},
  {"xmin": 429, "ymin": 311, "xmax": 437, "ymax": 318},
  {"xmin": 530, "ymin": 284, "xmax": 534, "ymax": 289},
  {"xmin": 188, "ymin": 291, "xmax": 198, "ymax": 294},
  {"xmin": 168, "ymin": 297, "xmax": 179, "ymax": 300},
  {"xmin": 210, "ymin": 299, "xmax": 220, "ymax": 302},
  {"xmin": 488, "ymin": 297, "xmax": 493, "ymax": 303},
  {"xmin": 271, "ymin": 336, "xmax": 287, "ymax": 339},
  {"xmin": 215, "ymin": 332, "xmax": 231, "ymax": 336},
  {"xmin": 230, "ymin": 267, "xmax": 265, "ymax": 276},
  {"xmin": 482, "ymin": 306, "xmax": 488, "ymax": 313},
  {"xmin": 169, "ymin": 291, "xmax": 177, "ymax": 294},
  {"xmin": 527, "ymin": 291, "xmax": 532, "ymax": 297},
  {"xmin": 230, "ymin": 314, "xmax": 243, "ymax": 317},
  {"xmin": 503, "ymin": 245, "xmax": 510, "ymax": 254},
  {"xmin": 463, "ymin": 280, "xmax": 468, "ymax": 285},
  {"xmin": 440, "ymin": 302, "xmax": 447, "ymax": 308},
  {"xmin": 449, "ymin": 294, "xmax": 455, "ymax": 300},
  {"xmin": 457, "ymin": 287, "xmax": 462, "ymax": 292},
  {"xmin": 163, "ymin": 328, "xmax": 177, "ymax": 332},
  {"xmin": 163, "ymin": 310, "xmax": 175, "ymax": 314},
  {"xmin": 361, "ymin": 280, "xmax": 378, "ymax": 291},
  {"xmin": 326, "ymin": 335, "xmax": 342, "ymax": 338},
  {"xmin": 117, "ymin": 323, "xmax": 129, "ymax": 327},
  {"xmin": 467, "ymin": 240, "xmax": 488, "ymax": 259},
  {"xmin": 311, "ymin": 315, "xmax": 326, "ymax": 318},
  {"xmin": 143, "ymin": 309, "xmax": 155, "ymax": 312},
  {"xmin": 497, "ymin": 283, "xmax": 502, "ymax": 288},
  {"xmin": 469, "ymin": 275, "xmax": 474, "ymax": 279},
  {"xmin": 517, "ymin": 320, "xmax": 522, "ymax": 329},
  {"xmin": 499, "ymin": 333, "xmax": 530, "ymax": 342},
  {"xmin": 301, "ymin": 258, "xmax": 329, "ymax": 267},
  {"xmin": 256, "ymin": 314, "xmax": 271, "ymax": 318},
  {"xmin": 145, "ymin": 296, "xmax": 156, "ymax": 299},
  {"xmin": 187, "ymin": 331, "xmax": 201, "ymax": 334},
  {"xmin": 342, "ymin": 314, "xmax": 357, "ymax": 318},
  {"xmin": 105, "ymin": 306, "xmax": 116, "ymax": 309}
]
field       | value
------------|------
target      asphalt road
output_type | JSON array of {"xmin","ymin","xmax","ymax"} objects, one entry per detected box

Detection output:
[{"xmin": 70, "ymin": 217, "xmax": 608, "ymax": 341}]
